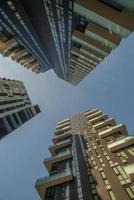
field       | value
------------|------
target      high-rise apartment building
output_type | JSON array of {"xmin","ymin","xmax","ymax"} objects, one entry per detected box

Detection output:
[
  {"xmin": 70, "ymin": 0, "xmax": 134, "ymax": 84},
  {"xmin": 35, "ymin": 109, "xmax": 134, "ymax": 200},
  {"xmin": 0, "ymin": 0, "xmax": 72, "ymax": 77},
  {"xmin": 0, "ymin": 1, "xmax": 134, "ymax": 84},
  {"xmin": 0, "ymin": 77, "xmax": 40, "ymax": 139}
]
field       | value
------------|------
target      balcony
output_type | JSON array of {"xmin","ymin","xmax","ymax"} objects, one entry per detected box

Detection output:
[
  {"xmin": 24, "ymin": 60, "xmax": 38, "ymax": 69},
  {"xmin": 0, "ymin": 37, "xmax": 16, "ymax": 53},
  {"xmin": 56, "ymin": 121, "xmax": 70, "ymax": 130},
  {"xmin": 89, "ymin": 114, "xmax": 108, "ymax": 124},
  {"xmin": 52, "ymin": 132, "xmax": 71, "ymax": 144},
  {"xmin": 85, "ymin": 23, "xmax": 121, "ymax": 49},
  {"xmin": 57, "ymin": 118, "xmax": 70, "ymax": 125},
  {"xmin": 54, "ymin": 129, "xmax": 63, "ymax": 136},
  {"xmin": 74, "ymin": 0, "xmax": 132, "ymax": 38},
  {"xmin": 55, "ymin": 126, "xmax": 71, "ymax": 136},
  {"xmin": 86, "ymin": 111, "xmax": 103, "ymax": 120},
  {"xmin": 20, "ymin": 56, "xmax": 33, "ymax": 65},
  {"xmin": 84, "ymin": 108, "xmax": 99, "ymax": 117},
  {"xmin": 49, "ymin": 139, "xmax": 71, "ymax": 155},
  {"xmin": 71, "ymin": 46, "xmax": 99, "ymax": 64},
  {"xmin": 35, "ymin": 169, "xmax": 73, "ymax": 200},
  {"xmin": 80, "ymin": 46, "xmax": 104, "ymax": 61},
  {"xmin": 107, "ymin": 136, "xmax": 134, "ymax": 152},
  {"xmin": 72, "ymin": 30, "xmax": 109, "ymax": 56},
  {"xmin": 99, "ymin": 124, "xmax": 128, "ymax": 139},
  {"xmin": 44, "ymin": 149, "xmax": 72, "ymax": 172},
  {"xmin": 11, "ymin": 48, "xmax": 26, "ymax": 60},
  {"xmin": 93, "ymin": 118, "xmax": 116, "ymax": 130}
]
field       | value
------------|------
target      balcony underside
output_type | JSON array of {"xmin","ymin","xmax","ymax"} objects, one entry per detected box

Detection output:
[
  {"xmin": 108, "ymin": 136, "xmax": 134, "ymax": 152},
  {"xmin": 93, "ymin": 118, "xmax": 116, "ymax": 129},
  {"xmin": 44, "ymin": 150, "xmax": 72, "ymax": 172},
  {"xmin": 52, "ymin": 132, "xmax": 70, "ymax": 144},
  {"xmin": 35, "ymin": 169, "xmax": 73, "ymax": 200},
  {"xmin": 99, "ymin": 124, "xmax": 128, "ymax": 139},
  {"xmin": 49, "ymin": 139, "xmax": 71, "ymax": 155}
]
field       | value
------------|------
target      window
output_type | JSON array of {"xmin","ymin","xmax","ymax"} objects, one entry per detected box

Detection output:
[
  {"xmin": 109, "ymin": 190, "xmax": 116, "ymax": 200},
  {"xmin": 126, "ymin": 188, "xmax": 134, "ymax": 199}
]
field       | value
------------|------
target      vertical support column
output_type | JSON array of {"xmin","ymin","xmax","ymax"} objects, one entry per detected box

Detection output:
[
  {"xmin": 23, "ymin": 109, "xmax": 30, "ymax": 120},
  {"xmin": 28, "ymin": 108, "xmax": 33, "ymax": 118},
  {"xmin": 8, "ymin": 114, "xmax": 18, "ymax": 129},
  {"xmin": 27, "ymin": 108, "xmax": 33, "ymax": 118},
  {"xmin": 14, "ymin": 112, "xmax": 22, "ymax": 125},
  {"xmin": 1, "ymin": 117, "xmax": 12, "ymax": 133}
]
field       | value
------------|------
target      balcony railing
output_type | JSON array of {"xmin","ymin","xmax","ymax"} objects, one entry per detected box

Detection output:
[
  {"xmin": 84, "ymin": 109, "xmax": 99, "ymax": 117},
  {"xmin": 44, "ymin": 149, "xmax": 72, "ymax": 172},
  {"xmin": 86, "ymin": 111, "xmax": 103, "ymax": 120},
  {"xmin": 89, "ymin": 114, "xmax": 108, "ymax": 124},
  {"xmin": 55, "ymin": 126, "xmax": 71, "ymax": 136},
  {"xmin": 49, "ymin": 139, "xmax": 71, "ymax": 155},
  {"xmin": 57, "ymin": 118, "xmax": 70, "ymax": 125},
  {"xmin": 93, "ymin": 118, "xmax": 116, "ymax": 129},
  {"xmin": 35, "ymin": 168, "xmax": 73, "ymax": 200},
  {"xmin": 52, "ymin": 132, "xmax": 71, "ymax": 144},
  {"xmin": 56, "ymin": 121, "xmax": 70, "ymax": 130},
  {"xmin": 99, "ymin": 124, "xmax": 128, "ymax": 139},
  {"xmin": 107, "ymin": 136, "xmax": 134, "ymax": 152}
]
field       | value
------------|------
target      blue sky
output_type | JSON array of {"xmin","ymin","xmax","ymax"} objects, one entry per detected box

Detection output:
[{"xmin": 0, "ymin": 33, "xmax": 134, "ymax": 200}]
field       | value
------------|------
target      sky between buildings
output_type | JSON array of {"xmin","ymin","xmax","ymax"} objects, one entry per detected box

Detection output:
[{"xmin": 0, "ymin": 33, "xmax": 134, "ymax": 200}]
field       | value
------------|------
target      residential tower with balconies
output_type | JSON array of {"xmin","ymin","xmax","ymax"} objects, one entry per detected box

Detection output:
[
  {"xmin": 0, "ymin": 77, "xmax": 40, "ymax": 139},
  {"xmin": 35, "ymin": 108, "xmax": 134, "ymax": 200}
]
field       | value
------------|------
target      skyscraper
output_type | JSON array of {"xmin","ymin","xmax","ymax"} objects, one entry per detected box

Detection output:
[
  {"xmin": 0, "ymin": 0, "xmax": 71, "ymax": 77},
  {"xmin": 69, "ymin": 0, "xmax": 134, "ymax": 84},
  {"xmin": 35, "ymin": 109, "xmax": 134, "ymax": 200},
  {"xmin": 0, "ymin": 77, "xmax": 40, "ymax": 139},
  {"xmin": 0, "ymin": 1, "xmax": 134, "ymax": 84}
]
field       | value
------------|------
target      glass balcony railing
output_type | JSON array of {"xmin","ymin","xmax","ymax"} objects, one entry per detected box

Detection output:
[
  {"xmin": 56, "ymin": 121, "xmax": 70, "ymax": 129},
  {"xmin": 57, "ymin": 118, "xmax": 70, "ymax": 125},
  {"xmin": 35, "ymin": 168, "xmax": 73, "ymax": 200},
  {"xmin": 49, "ymin": 139, "xmax": 71, "ymax": 155},
  {"xmin": 87, "ymin": 111, "xmax": 103, "ymax": 120},
  {"xmin": 45, "ymin": 149, "xmax": 71, "ymax": 162},
  {"xmin": 36, "ymin": 168, "xmax": 72, "ymax": 186},
  {"xmin": 93, "ymin": 118, "xmax": 116, "ymax": 129},
  {"xmin": 55, "ymin": 126, "xmax": 71, "ymax": 136},
  {"xmin": 99, "ymin": 124, "xmax": 128, "ymax": 138},
  {"xmin": 84, "ymin": 109, "xmax": 99, "ymax": 117},
  {"xmin": 107, "ymin": 136, "xmax": 134, "ymax": 152},
  {"xmin": 52, "ymin": 132, "xmax": 71, "ymax": 143},
  {"xmin": 44, "ymin": 149, "xmax": 72, "ymax": 172},
  {"xmin": 90, "ymin": 114, "xmax": 108, "ymax": 124},
  {"xmin": 50, "ymin": 138, "xmax": 71, "ymax": 148}
]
